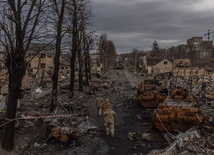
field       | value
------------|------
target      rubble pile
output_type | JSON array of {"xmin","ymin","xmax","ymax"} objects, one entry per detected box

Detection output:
[
  {"xmin": 0, "ymin": 90, "xmax": 99, "ymax": 154},
  {"xmin": 91, "ymin": 80, "xmax": 113, "ymax": 89},
  {"xmin": 127, "ymin": 128, "xmax": 169, "ymax": 154},
  {"xmin": 148, "ymin": 128, "xmax": 214, "ymax": 155},
  {"xmin": 200, "ymin": 105, "xmax": 214, "ymax": 134},
  {"xmin": 168, "ymin": 75, "xmax": 213, "ymax": 99}
]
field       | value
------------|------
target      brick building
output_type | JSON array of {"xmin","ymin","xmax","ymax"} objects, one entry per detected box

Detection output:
[{"xmin": 187, "ymin": 37, "xmax": 213, "ymax": 49}]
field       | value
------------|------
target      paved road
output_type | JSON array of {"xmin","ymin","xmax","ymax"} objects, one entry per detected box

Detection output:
[{"xmin": 123, "ymin": 70, "xmax": 144, "ymax": 88}]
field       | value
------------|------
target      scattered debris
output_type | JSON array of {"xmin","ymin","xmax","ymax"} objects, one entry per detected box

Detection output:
[
  {"xmin": 142, "ymin": 132, "xmax": 151, "ymax": 141},
  {"xmin": 148, "ymin": 128, "xmax": 214, "ymax": 155}
]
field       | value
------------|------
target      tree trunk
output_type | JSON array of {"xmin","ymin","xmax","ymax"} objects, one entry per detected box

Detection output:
[
  {"xmin": 69, "ymin": 0, "xmax": 77, "ymax": 98},
  {"xmin": 1, "ymin": 79, "xmax": 21, "ymax": 150},
  {"xmin": 78, "ymin": 67, "xmax": 83, "ymax": 92},
  {"xmin": 39, "ymin": 69, "xmax": 44, "ymax": 87},
  {"xmin": 88, "ymin": 56, "xmax": 92, "ymax": 82},
  {"xmin": 50, "ymin": 44, "xmax": 60, "ymax": 112},
  {"xmin": 78, "ymin": 49, "xmax": 83, "ymax": 92},
  {"xmin": 69, "ymin": 51, "xmax": 76, "ymax": 98},
  {"xmin": 0, "ymin": 0, "xmax": 46, "ymax": 151},
  {"xmin": 50, "ymin": 0, "xmax": 65, "ymax": 112},
  {"xmin": 84, "ymin": 53, "xmax": 89, "ymax": 86},
  {"xmin": 1, "ymin": 54, "xmax": 25, "ymax": 150}
]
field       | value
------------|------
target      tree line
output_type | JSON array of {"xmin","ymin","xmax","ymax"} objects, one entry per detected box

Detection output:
[{"xmin": 0, "ymin": 0, "xmax": 116, "ymax": 151}]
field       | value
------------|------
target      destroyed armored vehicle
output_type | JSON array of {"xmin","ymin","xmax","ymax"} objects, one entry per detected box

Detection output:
[
  {"xmin": 136, "ymin": 79, "xmax": 168, "ymax": 108},
  {"xmin": 114, "ymin": 63, "xmax": 124, "ymax": 69},
  {"xmin": 153, "ymin": 87, "xmax": 202, "ymax": 132}
]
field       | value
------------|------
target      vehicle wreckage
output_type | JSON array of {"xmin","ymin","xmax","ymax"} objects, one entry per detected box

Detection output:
[
  {"xmin": 136, "ymin": 79, "xmax": 168, "ymax": 108},
  {"xmin": 114, "ymin": 63, "xmax": 124, "ymax": 69},
  {"xmin": 152, "ymin": 87, "xmax": 203, "ymax": 132}
]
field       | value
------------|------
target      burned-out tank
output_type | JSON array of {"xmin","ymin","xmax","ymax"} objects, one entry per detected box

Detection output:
[
  {"xmin": 136, "ymin": 79, "xmax": 168, "ymax": 108},
  {"xmin": 152, "ymin": 87, "xmax": 202, "ymax": 132}
]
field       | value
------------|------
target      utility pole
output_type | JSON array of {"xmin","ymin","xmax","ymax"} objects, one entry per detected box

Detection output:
[{"xmin": 204, "ymin": 29, "xmax": 214, "ymax": 41}]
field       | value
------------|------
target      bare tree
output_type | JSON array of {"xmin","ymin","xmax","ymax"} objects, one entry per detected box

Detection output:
[
  {"xmin": 49, "ymin": 0, "xmax": 66, "ymax": 112},
  {"xmin": 66, "ymin": 0, "xmax": 93, "ymax": 97},
  {"xmin": 98, "ymin": 34, "xmax": 116, "ymax": 72},
  {"xmin": 67, "ymin": 0, "xmax": 78, "ymax": 98},
  {"xmin": 77, "ymin": 0, "xmax": 92, "ymax": 92},
  {"xmin": 0, "ymin": 0, "xmax": 48, "ymax": 151},
  {"xmin": 84, "ymin": 34, "xmax": 95, "ymax": 85},
  {"xmin": 105, "ymin": 40, "xmax": 117, "ymax": 68},
  {"xmin": 98, "ymin": 33, "xmax": 107, "ymax": 69}
]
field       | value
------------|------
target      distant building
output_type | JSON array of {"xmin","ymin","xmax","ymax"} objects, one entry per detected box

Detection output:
[
  {"xmin": 59, "ymin": 62, "xmax": 70, "ymax": 82},
  {"xmin": 201, "ymin": 40, "xmax": 213, "ymax": 49},
  {"xmin": 26, "ymin": 43, "xmax": 55, "ymax": 83},
  {"xmin": 116, "ymin": 56, "xmax": 122, "ymax": 62},
  {"xmin": 187, "ymin": 37, "xmax": 213, "ymax": 49},
  {"xmin": 146, "ymin": 58, "xmax": 172, "ymax": 75},
  {"xmin": 27, "ymin": 43, "xmax": 70, "ymax": 84},
  {"xmin": 187, "ymin": 37, "xmax": 202, "ymax": 47},
  {"xmin": 90, "ymin": 54, "xmax": 101, "ymax": 74},
  {"xmin": 139, "ymin": 53, "xmax": 172, "ymax": 75}
]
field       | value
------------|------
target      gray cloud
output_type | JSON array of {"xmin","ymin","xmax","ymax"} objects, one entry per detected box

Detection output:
[{"xmin": 92, "ymin": 0, "xmax": 214, "ymax": 53}]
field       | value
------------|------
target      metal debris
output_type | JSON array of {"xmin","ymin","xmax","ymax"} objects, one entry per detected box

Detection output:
[{"xmin": 148, "ymin": 128, "xmax": 214, "ymax": 155}]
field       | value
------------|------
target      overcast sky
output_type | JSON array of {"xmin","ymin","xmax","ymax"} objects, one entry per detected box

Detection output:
[{"xmin": 92, "ymin": 0, "xmax": 214, "ymax": 54}]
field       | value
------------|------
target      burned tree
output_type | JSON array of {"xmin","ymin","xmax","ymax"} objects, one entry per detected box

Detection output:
[{"xmin": 0, "ymin": 0, "xmax": 47, "ymax": 151}]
